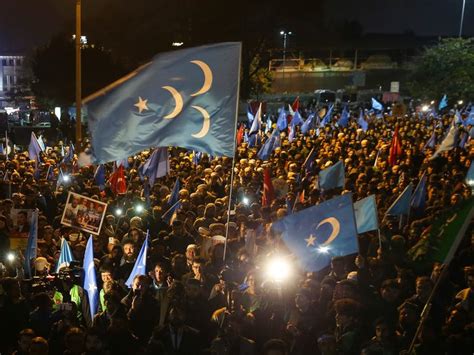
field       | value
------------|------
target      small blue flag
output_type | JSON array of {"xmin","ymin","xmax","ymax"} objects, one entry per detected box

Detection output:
[
  {"xmin": 291, "ymin": 110, "xmax": 303, "ymax": 126},
  {"xmin": 465, "ymin": 106, "xmax": 474, "ymax": 126},
  {"xmin": 257, "ymin": 128, "xmax": 281, "ymax": 160},
  {"xmin": 125, "ymin": 232, "xmax": 149, "ymax": 288},
  {"xmin": 0, "ymin": 144, "xmax": 4, "ymax": 155},
  {"xmin": 265, "ymin": 116, "xmax": 273, "ymax": 134},
  {"xmin": 28, "ymin": 132, "xmax": 42, "ymax": 161},
  {"xmin": 438, "ymin": 94, "xmax": 448, "ymax": 110},
  {"xmin": 385, "ymin": 183, "xmax": 413, "ymax": 216},
  {"xmin": 410, "ymin": 174, "xmax": 427, "ymax": 211},
  {"xmin": 455, "ymin": 110, "xmax": 463, "ymax": 125},
  {"xmin": 83, "ymin": 235, "xmax": 99, "ymax": 319},
  {"xmin": 320, "ymin": 104, "xmax": 334, "ymax": 127},
  {"xmin": 94, "ymin": 164, "xmax": 106, "ymax": 190},
  {"xmin": 354, "ymin": 195, "xmax": 379, "ymax": 234},
  {"xmin": 85, "ymin": 43, "xmax": 241, "ymax": 163},
  {"xmin": 247, "ymin": 105, "xmax": 254, "ymax": 123},
  {"xmin": 249, "ymin": 103, "xmax": 262, "ymax": 135},
  {"xmin": 37, "ymin": 135, "xmax": 46, "ymax": 151},
  {"xmin": 319, "ymin": 160, "xmax": 345, "ymax": 190},
  {"xmin": 337, "ymin": 106, "xmax": 350, "ymax": 127},
  {"xmin": 56, "ymin": 238, "xmax": 74, "ymax": 272},
  {"xmin": 430, "ymin": 124, "xmax": 458, "ymax": 160},
  {"xmin": 138, "ymin": 147, "xmax": 169, "ymax": 187},
  {"xmin": 24, "ymin": 211, "xmax": 38, "ymax": 278},
  {"xmin": 301, "ymin": 113, "xmax": 315, "ymax": 134},
  {"xmin": 303, "ymin": 148, "xmax": 317, "ymax": 173},
  {"xmin": 459, "ymin": 132, "xmax": 469, "ymax": 149},
  {"xmin": 62, "ymin": 144, "xmax": 75, "ymax": 164},
  {"xmin": 163, "ymin": 178, "xmax": 180, "ymax": 224},
  {"xmin": 357, "ymin": 110, "xmax": 368, "ymax": 132},
  {"xmin": 423, "ymin": 130, "xmax": 436, "ymax": 151},
  {"xmin": 276, "ymin": 107, "xmax": 288, "ymax": 130},
  {"xmin": 272, "ymin": 194, "xmax": 359, "ymax": 272},
  {"xmin": 192, "ymin": 151, "xmax": 202, "ymax": 165},
  {"xmin": 371, "ymin": 98, "xmax": 383, "ymax": 111}
]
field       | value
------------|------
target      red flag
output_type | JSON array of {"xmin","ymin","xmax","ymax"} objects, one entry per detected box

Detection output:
[
  {"xmin": 236, "ymin": 124, "xmax": 244, "ymax": 146},
  {"xmin": 299, "ymin": 189, "xmax": 305, "ymax": 203},
  {"xmin": 109, "ymin": 165, "xmax": 127, "ymax": 194},
  {"xmin": 292, "ymin": 96, "xmax": 300, "ymax": 112},
  {"xmin": 389, "ymin": 127, "xmax": 402, "ymax": 166},
  {"xmin": 262, "ymin": 168, "xmax": 275, "ymax": 207}
]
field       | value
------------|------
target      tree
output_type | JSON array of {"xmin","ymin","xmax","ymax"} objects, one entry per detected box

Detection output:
[
  {"xmin": 30, "ymin": 34, "xmax": 126, "ymax": 108},
  {"xmin": 408, "ymin": 38, "xmax": 474, "ymax": 102},
  {"xmin": 249, "ymin": 54, "xmax": 273, "ymax": 99}
]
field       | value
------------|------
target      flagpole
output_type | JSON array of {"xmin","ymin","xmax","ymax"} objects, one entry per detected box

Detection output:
[
  {"xmin": 75, "ymin": 0, "xmax": 82, "ymax": 150},
  {"xmin": 223, "ymin": 43, "xmax": 242, "ymax": 262}
]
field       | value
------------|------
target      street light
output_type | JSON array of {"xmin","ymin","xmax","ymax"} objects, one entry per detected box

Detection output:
[
  {"xmin": 280, "ymin": 30, "xmax": 292, "ymax": 85},
  {"xmin": 459, "ymin": 0, "xmax": 467, "ymax": 37},
  {"xmin": 75, "ymin": 0, "xmax": 82, "ymax": 150}
]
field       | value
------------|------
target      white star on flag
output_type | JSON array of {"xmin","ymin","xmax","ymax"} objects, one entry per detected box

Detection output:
[{"xmin": 305, "ymin": 234, "xmax": 316, "ymax": 247}]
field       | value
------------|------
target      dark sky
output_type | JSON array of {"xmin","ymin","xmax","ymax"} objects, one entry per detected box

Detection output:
[{"xmin": 1, "ymin": 0, "xmax": 473, "ymax": 53}]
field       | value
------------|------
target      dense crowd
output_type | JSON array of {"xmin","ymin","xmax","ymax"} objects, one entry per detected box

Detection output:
[{"xmin": 0, "ymin": 104, "xmax": 473, "ymax": 355}]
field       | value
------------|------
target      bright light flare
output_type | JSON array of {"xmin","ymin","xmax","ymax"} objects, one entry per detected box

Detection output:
[
  {"xmin": 115, "ymin": 208, "xmax": 123, "ymax": 216},
  {"xmin": 242, "ymin": 197, "xmax": 250, "ymax": 206},
  {"xmin": 266, "ymin": 257, "xmax": 291, "ymax": 282},
  {"xmin": 62, "ymin": 174, "xmax": 70, "ymax": 182},
  {"xmin": 317, "ymin": 246, "xmax": 330, "ymax": 254},
  {"xmin": 135, "ymin": 204, "xmax": 144, "ymax": 213},
  {"xmin": 458, "ymin": 100, "xmax": 464, "ymax": 105},
  {"xmin": 6, "ymin": 253, "xmax": 15, "ymax": 262},
  {"xmin": 467, "ymin": 179, "xmax": 474, "ymax": 187},
  {"xmin": 421, "ymin": 105, "xmax": 429, "ymax": 112}
]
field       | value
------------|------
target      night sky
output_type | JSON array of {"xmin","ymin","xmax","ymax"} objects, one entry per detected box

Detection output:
[{"xmin": 1, "ymin": 0, "xmax": 473, "ymax": 53}]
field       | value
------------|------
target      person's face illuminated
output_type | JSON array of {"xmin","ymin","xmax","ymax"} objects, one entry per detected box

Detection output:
[
  {"xmin": 123, "ymin": 244, "xmax": 134, "ymax": 258},
  {"xmin": 101, "ymin": 272, "xmax": 112, "ymax": 283},
  {"xmin": 154, "ymin": 265, "xmax": 166, "ymax": 283}
]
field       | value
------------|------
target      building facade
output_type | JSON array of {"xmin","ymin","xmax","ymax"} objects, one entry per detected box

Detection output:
[{"xmin": 0, "ymin": 54, "xmax": 28, "ymax": 106}]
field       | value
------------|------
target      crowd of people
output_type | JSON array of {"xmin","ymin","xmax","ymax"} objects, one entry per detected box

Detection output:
[{"xmin": 0, "ymin": 103, "xmax": 473, "ymax": 355}]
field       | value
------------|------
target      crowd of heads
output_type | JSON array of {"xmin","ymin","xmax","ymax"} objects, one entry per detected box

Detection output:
[{"xmin": 0, "ymin": 103, "xmax": 473, "ymax": 354}]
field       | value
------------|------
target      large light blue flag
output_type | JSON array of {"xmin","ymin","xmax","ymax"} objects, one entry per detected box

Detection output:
[
  {"xmin": 410, "ymin": 174, "xmax": 427, "ymax": 211},
  {"xmin": 439, "ymin": 94, "xmax": 448, "ymax": 110},
  {"xmin": 276, "ymin": 107, "xmax": 288, "ymax": 130},
  {"xmin": 385, "ymin": 183, "xmax": 413, "ymax": 216},
  {"xmin": 319, "ymin": 160, "xmax": 345, "ymax": 190},
  {"xmin": 24, "ymin": 211, "xmax": 38, "ymax": 278},
  {"xmin": 466, "ymin": 161, "xmax": 474, "ymax": 186},
  {"xmin": 56, "ymin": 238, "xmax": 74, "ymax": 272},
  {"xmin": 138, "ymin": 147, "xmax": 169, "ymax": 187},
  {"xmin": 354, "ymin": 195, "xmax": 379, "ymax": 234},
  {"xmin": 125, "ymin": 232, "xmax": 149, "ymax": 288},
  {"xmin": 257, "ymin": 128, "xmax": 281, "ymax": 160},
  {"xmin": 84, "ymin": 43, "xmax": 241, "ymax": 163},
  {"xmin": 83, "ymin": 235, "xmax": 98, "ymax": 319},
  {"xmin": 371, "ymin": 98, "xmax": 383, "ymax": 111},
  {"xmin": 28, "ymin": 132, "xmax": 42, "ymax": 161},
  {"xmin": 272, "ymin": 194, "xmax": 358, "ymax": 272}
]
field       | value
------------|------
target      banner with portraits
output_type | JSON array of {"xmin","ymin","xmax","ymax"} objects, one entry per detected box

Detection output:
[
  {"xmin": 61, "ymin": 192, "xmax": 107, "ymax": 235},
  {"xmin": 10, "ymin": 209, "xmax": 35, "ymax": 249}
]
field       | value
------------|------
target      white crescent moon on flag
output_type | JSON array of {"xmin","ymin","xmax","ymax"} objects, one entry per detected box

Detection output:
[
  {"xmin": 162, "ymin": 86, "xmax": 183, "ymax": 119},
  {"xmin": 317, "ymin": 217, "xmax": 340, "ymax": 246},
  {"xmin": 191, "ymin": 105, "xmax": 210, "ymax": 138},
  {"xmin": 190, "ymin": 60, "xmax": 213, "ymax": 96}
]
